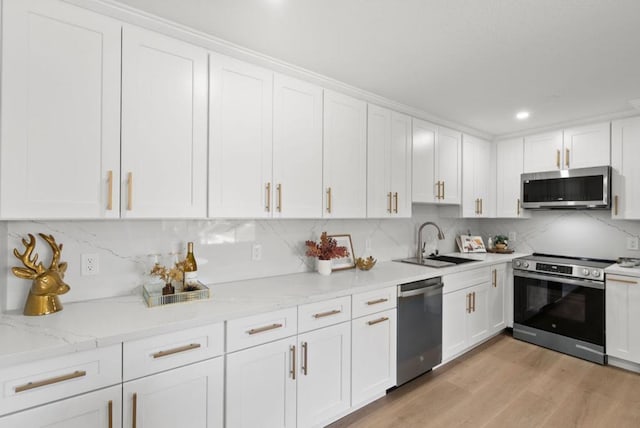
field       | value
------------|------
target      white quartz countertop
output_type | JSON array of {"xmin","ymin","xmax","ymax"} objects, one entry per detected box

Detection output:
[
  {"xmin": 0, "ymin": 252, "xmax": 525, "ymax": 366},
  {"xmin": 605, "ymin": 263, "xmax": 640, "ymax": 277}
]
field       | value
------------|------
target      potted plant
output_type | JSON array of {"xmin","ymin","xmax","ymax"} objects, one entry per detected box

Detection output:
[
  {"xmin": 494, "ymin": 235, "xmax": 509, "ymax": 250},
  {"xmin": 305, "ymin": 232, "xmax": 349, "ymax": 275}
]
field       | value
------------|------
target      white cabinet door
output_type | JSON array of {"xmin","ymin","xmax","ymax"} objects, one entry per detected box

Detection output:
[
  {"xmin": 462, "ymin": 135, "xmax": 492, "ymax": 217},
  {"xmin": 226, "ymin": 337, "xmax": 297, "ymax": 428},
  {"xmin": 351, "ymin": 309, "xmax": 397, "ymax": 409},
  {"xmin": 367, "ymin": 104, "xmax": 393, "ymax": 217},
  {"xmin": 323, "ymin": 90, "xmax": 367, "ymax": 218},
  {"xmin": 489, "ymin": 264, "xmax": 506, "ymax": 333},
  {"xmin": 523, "ymin": 131, "xmax": 563, "ymax": 173},
  {"xmin": 437, "ymin": 126, "xmax": 462, "ymax": 204},
  {"xmin": 297, "ymin": 322, "xmax": 351, "ymax": 428},
  {"xmin": 611, "ymin": 117, "xmax": 640, "ymax": 219},
  {"xmin": 273, "ymin": 74, "xmax": 323, "ymax": 218},
  {"xmin": 0, "ymin": 0, "xmax": 121, "ymax": 219},
  {"xmin": 121, "ymin": 26, "xmax": 208, "ymax": 218},
  {"xmin": 563, "ymin": 122, "xmax": 610, "ymax": 169},
  {"xmin": 442, "ymin": 289, "xmax": 468, "ymax": 361},
  {"xmin": 495, "ymin": 138, "xmax": 528, "ymax": 218},
  {"xmin": 123, "ymin": 357, "xmax": 223, "ymax": 428},
  {"xmin": 606, "ymin": 274, "xmax": 640, "ymax": 364},
  {"xmin": 412, "ymin": 118, "xmax": 437, "ymax": 203},
  {"xmin": 0, "ymin": 385, "xmax": 121, "ymax": 428},
  {"xmin": 505, "ymin": 263, "xmax": 514, "ymax": 328},
  {"xmin": 390, "ymin": 112, "xmax": 413, "ymax": 217},
  {"xmin": 467, "ymin": 282, "xmax": 490, "ymax": 344},
  {"xmin": 209, "ymin": 53, "xmax": 273, "ymax": 218}
]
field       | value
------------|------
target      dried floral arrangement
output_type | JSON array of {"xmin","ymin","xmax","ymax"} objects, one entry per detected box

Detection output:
[
  {"xmin": 150, "ymin": 262, "xmax": 183, "ymax": 284},
  {"xmin": 305, "ymin": 232, "xmax": 349, "ymax": 260}
]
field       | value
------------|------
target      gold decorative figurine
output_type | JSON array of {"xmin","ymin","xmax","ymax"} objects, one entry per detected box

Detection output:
[{"xmin": 12, "ymin": 233, "xmax": 70, "ymax": 316}]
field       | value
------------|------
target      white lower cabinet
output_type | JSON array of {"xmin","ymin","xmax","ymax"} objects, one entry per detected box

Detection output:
[
  {"xmin": 123, "ymin": 357, "xmax": 224, "ymax": 428},
  {"xmin": 606, "ymin": 273, "xmax": 640, "ymax": 364},
  {"xmin": 225, "ymin": 337, "xmax": 297, "ymax": 428},
  {"xmin": 297, "ymin": 322, "xmax": 351, "ymax": 428},
  {"xmin": 351, "ymin": 309, "xmax": 397, "ymax": 409},
  {"xmin": 489, "ymin": 264, "xmax": 506, "ymax": 332},
  {"xmin": 0, "ymin": 385, "xmax": 121, "ymax": 428}
]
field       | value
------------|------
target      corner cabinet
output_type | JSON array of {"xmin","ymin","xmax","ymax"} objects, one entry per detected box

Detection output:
[
  {"xmin": 461, "ymin": 134, "xmax": 493, "ymax": 217},
  {"xmin": 412, "ymin": 119, "xmax": 461, "ymax": 205},
  {"xmin": 495, "ymin": 138, "xmax": 529, "ymax": 218},
  {"xmin": 121, "ymin": 26, "xmax": 208, "ymax": 218},
  {"xmin": 367, "ymin": 105, "xmax": 412, "ymax": 218},
  {"xmin": 0, "ymin": 0, "xmax": 122, "ymax": 219},
  {"xmin": 611, "ymin": 116, "xmax": 640, "ymax": 219},
  {"xmin": 323, "ymin": 90, "xmax": 367, "ymax": 218}
]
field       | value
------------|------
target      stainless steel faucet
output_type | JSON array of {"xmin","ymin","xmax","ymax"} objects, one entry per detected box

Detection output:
[{"xmin": 417, "ymin": 222, "xmax": 445, "ymax": 263}]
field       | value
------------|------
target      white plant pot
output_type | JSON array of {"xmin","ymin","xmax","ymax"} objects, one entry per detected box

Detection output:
[{"xmin": 316, "ymin": 259, "xmax": 332, "ymax": 276}]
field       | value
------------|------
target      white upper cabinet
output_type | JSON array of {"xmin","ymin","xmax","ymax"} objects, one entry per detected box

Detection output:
[
  {"xmin": 495, "ymin": 138, "xmax": 529, "ymax": 218},
  {"xmin": 273, "ymin": 75, "xmax": 323, "ymax": 218},
  {"xmin": 523, "ymin": 123, "xmax": 610, "ymax": 173},
  {"xmin": 0, "ymin": 0, "xmax": 121, "ymax": 219},
  {"xmin": 412, "ymin": 119, "xmax": 461, "ymax": 204},
  {"xmin": 209, "ymin": 53, "xmax": 274, "ymax": 218},
  {"xmin": 121, "ymin": 26, "xmax": 208, "ymax": 218},
  {"xmin": 523, "ymin": 131, "xmax": 563, "ymax": 173},
  {"xmin": 612, "ymin": 116, "xmax": 640, "ymax": 219},
  {"xmin": 367, "ymin": 105, "xmax": 412, "ymax": 218},
  {"xmin": 461, "ymin": 134, "xmax": 493, "ymax": 217},
  {"xmin": 323, "ymin": 90, "xmax": 367, "ymax": 218}
]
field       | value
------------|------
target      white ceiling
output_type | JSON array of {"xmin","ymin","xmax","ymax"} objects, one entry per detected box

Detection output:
[{"xmin": 115, "ymin": 0, "xmax": 640, "ymax": 137}]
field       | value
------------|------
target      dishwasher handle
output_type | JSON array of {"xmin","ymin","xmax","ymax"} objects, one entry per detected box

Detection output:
[{"xmin": 398, "ymin": 283, "xmax": 443, "ymax": 298}]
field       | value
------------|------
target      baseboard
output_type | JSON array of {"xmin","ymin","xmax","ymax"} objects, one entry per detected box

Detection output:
[{"xmin": 607, "ymin": 356, "xmax": 640, "ymax": 374}]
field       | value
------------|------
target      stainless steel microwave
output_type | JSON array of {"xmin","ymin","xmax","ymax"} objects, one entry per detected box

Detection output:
[{"xmin": 521, "ymin": 165, "xmax": 611, "ymax": 209}]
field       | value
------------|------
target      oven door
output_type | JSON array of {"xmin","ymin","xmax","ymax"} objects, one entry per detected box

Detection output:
[{"xmin": 513, "ymin": 270, "xmax": 604, "ymax": 346}]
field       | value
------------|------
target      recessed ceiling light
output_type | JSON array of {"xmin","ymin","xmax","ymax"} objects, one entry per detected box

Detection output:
[{"xmin": 516, "ymin": 111, "xmax": 530, "ymax": 120}]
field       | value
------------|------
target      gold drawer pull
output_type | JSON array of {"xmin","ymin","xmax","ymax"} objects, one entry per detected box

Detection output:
[
  {"xmin": 436, "ymin": 181, "xmax": 441, "ymax": 200},
  {"xmin": 556, "ymin": 150, "xmax": 560, "ymax": 168},
  {"xmin": 366, "ymin": 298, "xmax": 388, "ymax": 306},
  {"xmin": 466, "ymin": 293, "xmax": 471, "ymax": 314},
  {"xmin": 290, "ymin": 345, "xmax": 296, "ymax": 380},
  {"xmin": 276, "ymin": 183, "xmax": 282, "ymax": 212},
  {"xmin": 302, "ymin": 341, "xmax": 308, "ymax": 375},
  {"xmin": 472, "ymin": 291, "xmax": 476, "ymax": 312},
  {"xmin": 609, "ymin": 277, "xmax": 638, "ymax": 285},
  {"xmin": 367, "ymin": 316, "xmax": 389, "ymax": 326},
  {"xmin": 313, "ymin": 309, "xmax": 341, "ymax": 319},
  {"xmin": 387, "ymin": 192, "xmax": 392, "ymax": 213},
  {"xmin": 565, "ymin": 148, "xmax": 570, "ymax": 167},
  {"xmin": 108, "ymin": 400, "xmax": 113, "ymax": 428},
  {"xmin": 15, "ymin": 370, "xmax": 87, "ymax": 393},
  {"xmin": 517, "ymin": 198, "xmax": 521, "ymax": 216},
  {"xmin": 326, "ymin": 187, "xmax": 332, "ymax": 213},
  {"xmin": 265, "ymin": 182, "xmax": 271, "ymax": 212},
  {"xmin": 393, "ymin": 192, "xmax": 399, "ymax": 213},
  {"xmin": 492, "ymin": 269, "xmax": 497, "ymax": 287},
  {"xmin": 441, "ymin": 181, "xmax": 445, "ymax": 199},
  {"xmin": 152, "ymin": 343, "xmax": 201, "ymax": 359},
  {"xmin": 614, "ymin": 195, "xmax": 619, "ymax": 216},
  {"xmin": 132, "ymin": 392, "xmax": 137, "ymax": 428},
  {"xmin": 248, "ymin": 323, "xmax": 283, "ymax": 335}
]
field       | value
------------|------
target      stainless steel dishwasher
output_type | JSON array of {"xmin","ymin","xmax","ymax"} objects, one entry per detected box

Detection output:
[{"xmin": 397, "ymin": 277, "xmax": 443, "ymax": 386}]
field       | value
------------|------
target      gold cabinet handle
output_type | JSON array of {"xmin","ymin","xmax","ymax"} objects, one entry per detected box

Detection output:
[
  {"xmin": 475, "ymin": 199, "xmax": 479, "ymax": 214},
  {"xmin": 107, "ymin": 170, "xmax": 113, "ymax": 211},
  {"xmin": 466, "ymin": 293, "xmax": 470, "ymax": 314},
  {"xmin": 127, "ymin": 172, "xmax": 133, "ymax": 211},
  {"xmin": 517, "ymin": 198, "xmax": 521, "ymax": 216},
  {"xmin": 393, "ymin": 192, "xmax": 399, "ymax": 213},
  {"xmin": 614, "ymin": 195, "xmax": 619, "ymax": 216},
  {"xmin": 367, "ymin": 316, "xmax": 389, "ymax": 326},
  {"xmin": 108, "ymin": 400, "xmax": 113, "ymax": 428},
  {"xmin": 132, "ymin": 392, "xmax": 137, "ymax": 428},
  {"xmin": 247, "ymin": 323, "xmax": 283, "ymax": 335},
  {"xmin": 326, "ymin": 187, "xmax": 332, "ymax": 213},
  {"xmin": 565, "ymin": 148, "xmax": 570, "ymax": 167},
  {"xmin": 442, "ymin": 181, "xmax": 445, "ymax": 199},
  {"xmin": 290, "ymin": 345, "xmax": 296, "ymax": 380},
  {"xmin": 265, "ymin": 183, "xmax": 271, "ymax": 212},
  {"xmin": 366, "ymin": 298, "xmax": 388, "ymax": 305},
  {"xmin": 480, "ymin": 198, "xmax": 483, "ymax": 214},
  {"xmin": 313, "ymin": 309, "xmax": 341, "ymax": 319},
  {"xmin": 276, "ymin": 183, "xmax": 282, "ymax": 212},
  {"xmin": 152, "ymin": 343, "xmax": 201, "ymax": 359},
  {"xmin": 492, "ymin": 269, "xmax": 497, "ymax": 287},
  {"xmin": 608, "ymin": 277, "xmax": 637, "ymax": 285},
  {"xmin": 387, "ymin": 192, "xmax": 392, "ymax": 213},
  {"xmin": 301, "ymin": 341, "xmax": 308, "ymax": 375},
  {"xmin": 472, "ymin": 292, "xmax": 476, "ymax": 312},
  {"xmin": 556, "ymin": 150, "xmax": 561, "ymax": 169},
  {"xmin": 15, "ymin": 370, "xmax": 87, "ymax": 393},
  {"xmin": 436, "ymin": 181, "xmax": 441, "ymax": 200}
]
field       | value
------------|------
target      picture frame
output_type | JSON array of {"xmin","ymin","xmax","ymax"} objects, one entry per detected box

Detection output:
[{"xmin": 328, "ymin": 234, "xmax": 356, "ymax": 270}]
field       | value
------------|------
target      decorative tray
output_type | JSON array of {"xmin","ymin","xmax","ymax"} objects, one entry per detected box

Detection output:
[
  {"xmin": 143, "ymin": 281, "xmax": 210, "ymax": 307},
  {"xmin": 486, "ymin": 248, "xmax": 515, "ymax": 254}
]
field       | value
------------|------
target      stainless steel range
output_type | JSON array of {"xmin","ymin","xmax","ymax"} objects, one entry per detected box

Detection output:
[{"xmin": 512, "ymin": 253, "xmax": 614, "ymax": 364}]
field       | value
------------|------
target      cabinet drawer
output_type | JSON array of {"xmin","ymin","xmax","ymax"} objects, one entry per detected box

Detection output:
[
  {"xmin": 443, "ymin": 267, "xmax": 491, "ymax": 294},
  {"xmin": 352, "ymin": 286, "xmax": 397, "ymax": 318},
  {"xmin": 227, "ymin": 307, "xmax": 297, "ymax": 353},
  {"xmin": 0, "ymin": 344, "xmax": 121, "ymax": 416},
  {"xmin": 123, "ymin": 323, "xmax": 224, "ymax": 381},
  {"xmin": 298, "ymin": 296, "xmax": 351, "ymax": 333}
]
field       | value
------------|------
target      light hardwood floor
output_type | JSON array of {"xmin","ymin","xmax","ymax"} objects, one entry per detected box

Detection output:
[{"xmin": 330, "ymin": 333, "xmax": 640, "ymax": 428}]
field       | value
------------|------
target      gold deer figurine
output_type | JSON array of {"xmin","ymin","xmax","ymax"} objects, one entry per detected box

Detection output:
[{"xmin": 12, "ymin": 233, "xmax": 70, "ymax": 316}]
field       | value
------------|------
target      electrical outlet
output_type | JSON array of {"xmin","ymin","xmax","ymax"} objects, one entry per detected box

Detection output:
[
  {"xmin": 627, "ymin": 237, "xmax": 639, "ymax": 251},
  {"xmin": 252, "ymin": 244, "xmax": 262, "ymax": 261},
  {"xmin": 81, "ymin": 253, "xmax": 99, "ymax": 276},
  {"xmin": 509, "ymin": 231, "xmax": 517, "ymax": 242}
]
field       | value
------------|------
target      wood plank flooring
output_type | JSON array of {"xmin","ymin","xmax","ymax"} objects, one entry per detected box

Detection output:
[{"xmin": 330, "ymin": 333, "xmax": 640, "ymax": 428}]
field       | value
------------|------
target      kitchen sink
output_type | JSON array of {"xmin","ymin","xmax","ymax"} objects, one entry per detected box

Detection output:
[{"xmin": 396, "ymin": 255, "xmax": 478, "ymax": 268}]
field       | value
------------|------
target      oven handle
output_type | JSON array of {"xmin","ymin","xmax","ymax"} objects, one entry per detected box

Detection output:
[
  {"xmin": 514, "ymin": 270, "xmax": 604, "ymax": 290},
  {"xmin": 398, "ymin": 284, "xmax": 443, "ymax": 298}
]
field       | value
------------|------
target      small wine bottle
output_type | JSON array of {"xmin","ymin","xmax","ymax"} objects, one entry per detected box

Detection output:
[{"xmin": 183, "ymin": 242, "xmax": 198, "ymax": 290}]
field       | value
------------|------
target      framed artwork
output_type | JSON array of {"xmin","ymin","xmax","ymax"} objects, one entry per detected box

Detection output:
[{"xmin": 328, "ymin": 234, "xmax": 355, "ymax": 270}]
